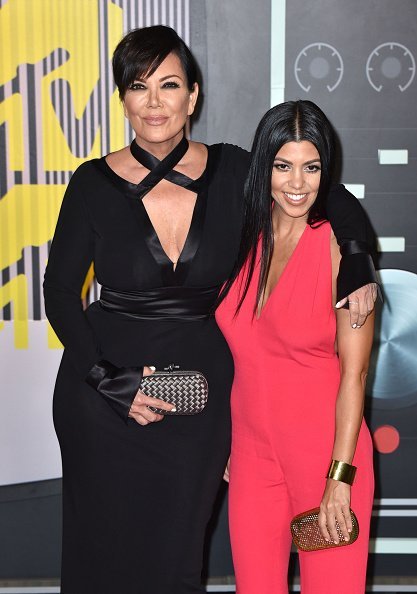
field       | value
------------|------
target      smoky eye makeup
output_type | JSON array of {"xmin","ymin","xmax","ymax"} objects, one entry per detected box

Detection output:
[
  {"xmin": 128, "ymin": 81, "xmax": 146, "ymax": 90},
  {"xmin": 273, "ymin": 161, "xmax": 291, "ymax": 170},
  {"xmin": 162, "ymin": 81, "xmax": 181, "ymax": 88},
  {"xmin": 304, "ymin": 162, "xmax": 321, "ymax": 172}
]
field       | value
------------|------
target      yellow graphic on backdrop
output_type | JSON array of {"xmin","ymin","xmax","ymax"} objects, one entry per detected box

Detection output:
[
  {"xmin": 0, "ymin": 275, "xmax": 28, "ymax": 348},
  {"xmin": 0, "ymin": 185, "xmax": 64, "ymax": 270},
  {"xmin": 0, "ymin": 0, "xmax": 126, "ymax": 348}
]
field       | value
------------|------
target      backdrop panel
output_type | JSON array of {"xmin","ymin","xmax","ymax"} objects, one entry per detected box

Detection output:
[{"xmin": 283, "ymin": 0, "xmax": 417, "ymax": 577}]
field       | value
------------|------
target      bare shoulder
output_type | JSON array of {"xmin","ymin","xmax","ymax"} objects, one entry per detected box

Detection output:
[
  {"xmin": 105, "ymin": 145, "xmax": 131, "ymax": 169},
  {"xmin": 183, "ymin": 140, "xmax": 208, "ymax": 178},
  {"xmin": 188, "ymin": 140, "xmax": 208, "ymax": 162}
]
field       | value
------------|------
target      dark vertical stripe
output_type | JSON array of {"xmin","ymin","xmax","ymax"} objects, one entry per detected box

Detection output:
[
  {"xmin": 42, "ymin": 54, "xmax": 47, "ymax": 76},
  {"xmin": 17, "ymin": 256, "xmax": 25, "ymax": 275},
  {"xmin": 15, "ymin": 171, "xmax": 22, "ymax": 185},
  {"xmin": 127, "ymin": 0, "xmax": 131, "ymax": 30},
  {"xmin": 0, "ymin": 123, "xmax": 7, "ymax": 199},
  {"xmin": 75, "ymin": 90, "xmax": 80, "ymax": 157},
  {"xmin": 26, "ymin": 65, "xmax": 37, "ymax": 184},
  {"xmin": 12, "ymin": 73, "xmax": 19, "ymax": 93},
  {"xmin": 66, "ymin": 81, "xmax": 73, "ymax": 155},
  {"xmin": 83, "ymin": 91, "xmax": 88, "ymax": 158},
  {"xmin": 97, "ymin": 5, "xmax": 103, "ymax": 154},
  {"xmin": 2, "ymin": 268, "xmax": 11, "ymax": 320},
  {"xmin": 59, "ymin": 79, "xmax": 65, "ymax": 150},
  {"xmin": 103, "ymin": 4, "xmax": 110, "ymax": 154},
  {"xmin": 0, "ymin": 84, "xmax": 4, "ymax": 101},
  {"xmin": 90, "ymin": 89, "xmax": 95, "ymax": 153},
  {"xmin": 31, "ymin": 247, "xmax": 41, "ymax": 319}
]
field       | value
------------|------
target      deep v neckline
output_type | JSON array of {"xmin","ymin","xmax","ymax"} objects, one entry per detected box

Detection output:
[
  {"xmin": 256, "ymin": 224, "xmax": 309, "ymax": 319},
  {"xmin": 99, "ymin": 138, "xmax": 209, "ymax": 286}
]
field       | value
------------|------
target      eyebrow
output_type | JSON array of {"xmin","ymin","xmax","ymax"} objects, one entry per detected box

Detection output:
[
  {"xmin": 274, "ymin": 157, "xmax": 321, "ymax": 165},
  {"xmin": 160, "ymin": 74, "xmax": 183, "ymax": 81},
  {"xmin": 136, "ymin": 74, "xmax": 183, "ymax": 82}
]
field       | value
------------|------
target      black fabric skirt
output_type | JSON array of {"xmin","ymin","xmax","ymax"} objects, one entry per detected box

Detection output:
[{"xmin": 53, "ymin": 307, "xmax": 233, "ymax": 594}]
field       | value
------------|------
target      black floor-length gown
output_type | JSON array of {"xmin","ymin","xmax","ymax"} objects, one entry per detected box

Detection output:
[{"xmin": 44, "ymin": 140, "xmax": 377, "ymax": 594}]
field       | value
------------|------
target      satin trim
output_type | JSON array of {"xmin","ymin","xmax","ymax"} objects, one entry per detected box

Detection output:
[
  {"xmin": 340, "ymin": 239, "xmax": 371, "ymax": 257},
  {"xmin": 337, "ymin": 252, "xmax": 379, "ymax": 304},
  {"xmin": 130, "ymin": 137, "xmax": 205, "ymax": 195},
  {"xmin": 94, "ymin": 143, "xmax": 222, "ymax": 287},
  {"xmin": 132, "ymin": 137, "xmax": 208, "ymax": 286},
  {"xmin": 99, "ymin": 284, "xmax": 221, "ymax": 320},
  {"xmin": 86, "ymin": 359, "xmax": 143, "ymax": 423}
]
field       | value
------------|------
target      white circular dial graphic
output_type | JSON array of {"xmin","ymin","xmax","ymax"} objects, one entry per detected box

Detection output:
[
  {"xmin": 294, "ymin": 43, "xmax": 344, "ymax": 93},
  {"xmin": 366, "ymin": 42, "xmax": 415, "ymax": 92}
]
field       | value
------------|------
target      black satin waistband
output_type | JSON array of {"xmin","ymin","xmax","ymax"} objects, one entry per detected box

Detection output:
[{"xmin": 99, "ymin": 285, "xmax": 221, "ymax": 320}]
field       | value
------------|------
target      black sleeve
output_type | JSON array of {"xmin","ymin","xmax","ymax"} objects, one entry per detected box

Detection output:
[
  {"xmin": 43, "ymin": 163, "xmax": 143, "ymax": 422},
  {"xmin": 327, "ymin": 184, "xmax": 379, "ymax": 302}
]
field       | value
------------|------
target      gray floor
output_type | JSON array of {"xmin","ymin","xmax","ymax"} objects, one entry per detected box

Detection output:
[{"xmin": 1, "ymin": 577, "xmax": 417, "ymax": 593}]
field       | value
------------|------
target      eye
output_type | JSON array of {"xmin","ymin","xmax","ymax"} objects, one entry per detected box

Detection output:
[
  {"xmin": 305, "ymin": 164, "xmax": 321, "ymax": 173},
  {"xmin": 162, "ymin": 81, "xmax": 181, "ymax": 89},
  {"xmin": 128, "ymin": 82, "xmax": 146, "ymax": 91},
  {"xmin": 273, "ymin": 162, "xmax": 291, "ymax": 171}
]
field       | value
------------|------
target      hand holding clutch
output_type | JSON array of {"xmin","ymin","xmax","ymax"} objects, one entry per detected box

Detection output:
[
  {"xmin": 139, "ymin": 364, "xmax": 208, "ymax": 415},
  {"xmin": 290, "ymin": 507, "xmax": 359, "ymax": 552}
]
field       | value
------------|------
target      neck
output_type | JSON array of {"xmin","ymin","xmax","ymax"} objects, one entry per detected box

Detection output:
[
  {"xmin": 272, "ymin": 206, "xmax": 308, "ymax": 237},
  {"xmin": 133, "ymin": 131, "xmax": 186, "ymax": 161}
]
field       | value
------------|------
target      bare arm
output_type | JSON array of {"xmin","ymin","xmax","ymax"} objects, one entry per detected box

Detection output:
[{"xmin": 318, "ymin": 232, "xmax": 374, "ymax": 543}]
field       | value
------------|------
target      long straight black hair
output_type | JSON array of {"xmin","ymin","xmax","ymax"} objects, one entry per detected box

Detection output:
[{"xmin": 217, "ymin": 100, "xmax": 336, "ymax": 314}]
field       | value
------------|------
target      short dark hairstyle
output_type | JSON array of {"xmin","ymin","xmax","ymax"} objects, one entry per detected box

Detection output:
[
  {"xmin": 217, "ymin": 100, "xmax": 337, "ymax": 314},
  {"xmin": 112, "ymin": 25, "xmax": 198, "ymax": 99}
]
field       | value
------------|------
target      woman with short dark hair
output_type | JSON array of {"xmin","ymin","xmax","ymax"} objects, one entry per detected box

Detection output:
[
  {"xmin": 217, "ymin": 100, "xmax": 374, "ymax": 593},
  {"xmin": 44, "ymin": 27, "xmax": 377, "ymax": 594}
]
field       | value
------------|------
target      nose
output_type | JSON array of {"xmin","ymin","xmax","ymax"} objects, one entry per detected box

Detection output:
[
  {"xmin": 147, "ymin": 87, "xmax": 162, "ymax": 108},
  {"xmin": 288, "ymin": 167, "xmax": 304, "ymax": 190}
]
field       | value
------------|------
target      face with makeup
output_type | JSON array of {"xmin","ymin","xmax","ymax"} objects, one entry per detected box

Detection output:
[
  {"xmin": 271, "ymin": 140, "xmax": 322, "ymax": 221},
  {"xmin": 123, "ymin": 52, "xmax": 199, "ymax": 148}
]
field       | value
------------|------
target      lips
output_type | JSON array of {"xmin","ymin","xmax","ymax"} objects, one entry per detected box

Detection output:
[
  {"xmin": 284, "ymin": 192, "xmax": 307, "ymax": 203},
  {"xmin": 143, "ymin": 116, "xmax": 168, "ymax": 125}
]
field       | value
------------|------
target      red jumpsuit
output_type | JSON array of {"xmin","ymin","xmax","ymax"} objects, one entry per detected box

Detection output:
[{"xmin": 216, "ymin": 222, "xmax": 374, "ymax": 594}]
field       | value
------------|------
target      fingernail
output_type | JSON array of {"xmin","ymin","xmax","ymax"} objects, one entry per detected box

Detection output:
[
  {"xmin": 345, "ymin": 536, "xmax": 349, "ymax": 541},
  {"xmin": 171, "ymin": 407, "xmax": 177, "ymax": 412},
  {"xmin": 149, "ymin": 366, "xmax": 156, "ymax": 371},
  {"xmin": 352, "ymin": 324, "xmax": 357, "ymax": 328},
  {"xmin": 348, "ymin": 528, "xmax": 352, "ymax": 533},
  {"xmin": 335, "ymin": 302, "xmax": 341, "ymax": 308}
]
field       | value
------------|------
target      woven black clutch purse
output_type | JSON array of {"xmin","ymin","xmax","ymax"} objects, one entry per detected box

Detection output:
[{"xmin": 139, "ymin": 364, "xmax": 208, "ymax": 415}]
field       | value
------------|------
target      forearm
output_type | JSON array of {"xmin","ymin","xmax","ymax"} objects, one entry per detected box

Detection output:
[
  {"xmin": 331, "ymin": 307, "xmax": 375, "ymax": 465},
  {"xmin": 331, "ymin": 371, "xmax": 367, "ymax": 464}
]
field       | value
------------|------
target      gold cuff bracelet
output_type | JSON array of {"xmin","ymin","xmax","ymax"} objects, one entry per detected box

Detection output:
[{"xmin": 326, "ymin": 459, "xmax": 357, "ymax": 485}]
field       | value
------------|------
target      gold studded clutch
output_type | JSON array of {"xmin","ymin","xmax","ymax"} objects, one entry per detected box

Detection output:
[{"xmin": 290, "ymin": 506, "xmax": 359, "ymax": 551}]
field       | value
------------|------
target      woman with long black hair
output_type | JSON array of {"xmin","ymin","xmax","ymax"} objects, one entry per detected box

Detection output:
[{"xmin": 217, "ymin": 100, "xmax": 374, "ymax": 594}]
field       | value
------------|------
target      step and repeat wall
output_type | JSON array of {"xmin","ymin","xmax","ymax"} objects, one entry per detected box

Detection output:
[{"xmin": 0, "ymin": 0, "xmax": 416, "ymax": 584}]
